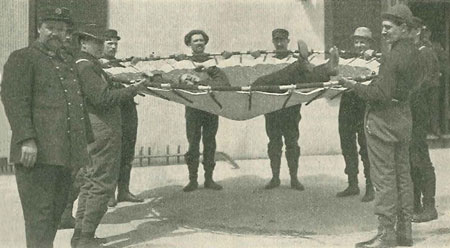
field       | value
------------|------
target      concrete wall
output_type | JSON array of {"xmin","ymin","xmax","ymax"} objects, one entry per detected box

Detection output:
[{"xmin": 108, "ymin": 0, "xmax": 342, "ymax": 159}]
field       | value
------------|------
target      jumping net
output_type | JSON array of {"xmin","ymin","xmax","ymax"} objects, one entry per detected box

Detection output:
[{"xmin": 105, "ymin": 54, "xmax": 380, "ymax": 121}]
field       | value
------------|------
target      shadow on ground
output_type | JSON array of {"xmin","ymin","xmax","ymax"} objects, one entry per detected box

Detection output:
[{"xmin": 100, "ymin": 174, "xmax": 378, "ymax": 247}]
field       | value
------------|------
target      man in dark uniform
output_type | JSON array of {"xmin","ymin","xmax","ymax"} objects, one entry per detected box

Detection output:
[
  {"xmin": 71, "ymin": 24, "xmax": 150, "ymax": 248},
  {"xmin": 409, "ymin": 17, "xmax": 439, "ymax": 223},
  {"xmin": 181, "ymin": 30, "xmax": 231, "ymax": 192},
  {"xmin": 1, "ymin": 7, "xmax": 93, "ymax": 248},
  {"xmin": 99, "ymin": 29, "xmax": 144, "ymax": 207},
  {"xmin": 336, "ymin": 27, "xmax": 374, "ymax": 202},
  {"xmin": 253, "ymin": 29, "xmax": 339, "ymax": 190},
  {"xmin": 341, "ymin": 4, "xmax": 421, "ymax": 247}
]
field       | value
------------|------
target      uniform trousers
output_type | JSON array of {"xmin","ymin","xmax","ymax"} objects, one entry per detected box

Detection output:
[
  {"xmin": 338, "ymin": 92, "xmax": 370, "ymax": 179},
  {"xmin": 75, "ymin": 119, "xmax": 121, "ymax": 233},
  {"xmin": 15, "ymin": 163, "xmax": 72, "ymax": 248}
]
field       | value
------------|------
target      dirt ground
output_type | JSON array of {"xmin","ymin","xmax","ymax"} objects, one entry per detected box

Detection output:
[{"xmin": 1, "ymin": 150, "xmax": 450, "ymax": 248}]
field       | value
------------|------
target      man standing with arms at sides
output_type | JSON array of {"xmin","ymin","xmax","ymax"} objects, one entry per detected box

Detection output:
[
  {"xmin": 252, "ymin": 29, "xmax": 339, "ymax": 190},
  {"xmin": 336, "ymin": 27, "xmax": 374, "ymax": 202},
  {"xmin": 180, "ymin": 30, "xmax": 231, "ymax": 192},
  {"xmin": 341, "ymin": 4, "xmax": 421, "ymax": 247},
  {"xmin": 99, "ymin": 29, "xmax": 144, "ymax": 207},
  {"xmin": 71, "ymin": 24, "xmax": 150, "ymax": 248},
  {"xmin": 409, "ymin": 17, "xmax": 439, "ymax": 223},
  {"xmin": 1, "ymin": 7, "xmax": 93, "ymax": 248}
]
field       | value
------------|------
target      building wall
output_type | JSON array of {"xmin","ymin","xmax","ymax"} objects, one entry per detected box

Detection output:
[
  {"xmin": 0, "ymin": 0, "xmax": 29, "ymax": 157},
  {"xmin": 108, "ymin": 0, "xmax": 342, "ymax": 159}
]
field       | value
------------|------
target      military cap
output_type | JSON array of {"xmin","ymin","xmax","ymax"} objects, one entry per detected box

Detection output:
[
  {"xmin": 39, "ymin": 6, "xmax": 72, "ymax": 24},
  {"xmin": 104, "ymin": 29, "xmax": 121, "ymax": 41},
  {"xmin": 352, "ymin": 27, "xmax": 373, "ymax": 41},
  {"xmin": 75, "ymin": 24, "xmax": 107, "ymax": 41},
  {"xmin": 411, "ymin": 16, "xmax": 424, "ymax": 29},
  {"xmin": 272, "ymin": 28, "xmax": 289, "ymax": 39},
  {"xmin": 184, "ymin": 30, "xmax": 209, "ymax": 46},
  {"xmin": 381, "ymin": 4, "xmax": 413, "ymax": 25}
]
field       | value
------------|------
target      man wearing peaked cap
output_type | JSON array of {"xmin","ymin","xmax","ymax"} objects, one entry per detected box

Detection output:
[
  {"xmin": 336, "ymin": 26, "xmax": 374, "ymax": 203},
  {"xmin": 341, "ymin": 4, "xmax": 421, "ymax": 248},
  {"xmin": 408, "ymin": 16, "xmax": 440, "ymax": 224},
  {"xmin": 1, "ymin": 6, "xmax": 93, "ymax": 248},
  {"xmin": 98, "ymin": 29, "xmax": 145, "ymax": 207},
  {"xmin": 71, "ymin": 23, "xmax": 150, "ymax": 248}
]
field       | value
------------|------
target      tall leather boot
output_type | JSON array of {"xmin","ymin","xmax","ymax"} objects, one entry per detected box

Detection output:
[
  {"xmin": 361, "ymin": 178, "xmax": 375, "ymax": 202},
  {"xmin": 413, "ymin": 198, "xmax": 437, "ymax": 223},
  {"xmin": 59, "ymin": 202, "xmax": 76, "ymax": 229},
  {"xmin": 204, "ymin": 163, "xmax": 223, "ymax": 190},
  {"xmin": 336, "ymin": 174, "xmax": 360, "ymax": 197},
  {"xmin": 356, "ymin": 216, "xmax": 396, "ymax": 248},
  {"xmin": 183, "ymin": 162, "xmax": 199, "ymax": 192},
  {"xmin": 286, "ymin": 150, "xmax": 304, "ymax": 191},
  {"xmin": 265, "ymin": 155, "xmax": 281, "ymax": 189},
  {"xmin": 396, "ymin": 214, "xmax": 413, "ymax": 247},
  {"xmin": 413, "ymin": 167, "xmax": 437, "ymax": 223},
  {"xmin": 410, "ymin": 166, "xmax": 423, "ymax": 214}
]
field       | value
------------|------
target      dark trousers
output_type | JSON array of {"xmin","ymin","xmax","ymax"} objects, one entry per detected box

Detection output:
[
  {"xmin": 264, "ymin": 105, "xmax": 301, "ymax": 177},
  {"xmin": 117, "ymin": 101, "xmax": 138, "ymax": 192},
  {"xmin": 15, "ymin": 163, "xmax": 72, "ymax": 248},
  {"xmin": 410, "ymin": 91, "xmax": 436, "ymax": 205},
  {"xmin": 338, "ymin": 92, "xmax": 370, "ymax": 179},
  {"xmin": 366, "ymin": 133, "xmax": 413, "ymax": 224},
  {"xmin": 184, "ymin": 107, "xmax": 219, "ymax": 175}
]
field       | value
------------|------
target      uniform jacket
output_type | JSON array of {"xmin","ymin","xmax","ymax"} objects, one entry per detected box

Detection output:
[
  {"xmin": 353, "ymin": 38, "xmax": 421, "ymax": 142},
  {"xmin": 1, "ymin": 41, "xmax": 93, "ymax": 169},
  {"xmin": 75, "ymin": 52, "xmax": 139, "ymax": 133}
]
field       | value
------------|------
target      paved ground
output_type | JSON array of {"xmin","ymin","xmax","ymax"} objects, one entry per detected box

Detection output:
[{"xmin": 1, "ymin": 149, "xmax": 450, "ymax": 248}]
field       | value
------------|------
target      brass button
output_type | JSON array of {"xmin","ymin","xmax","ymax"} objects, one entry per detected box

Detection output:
[
  {"xmin": 81, "ymin": 117, "xmax": 84, "ymax": 120},
  {"xmin": 68, "ymin": 102, "xmax": 72, "ymax": 106},
  {"xmin": 60, "ymin": 77, "xmax": 64, "ymax": 80},
  {"xmin": 77, "ymin": 91, "xmax": 81, "ymax": 95},
  {"xmin": 80, "ymin": 103, "xmax": 83, "ymax": 107},
  {"xmin": 64, "ymin": 89, "xmax": 68, "ymax": 93},
  {"xmin": 67, "ymin": 130, "xmax": 70, "ymax": 134},
  {"xmin": 56, "ymin": 66, "xmax": 60, "ymax": 70},
  {"xmin": 67, "ymin": 117, "xmax": 71, "ymax": 120},
  {"xmin": 73, "ymin": 79, "xmax": 77, "ymax": 82}
]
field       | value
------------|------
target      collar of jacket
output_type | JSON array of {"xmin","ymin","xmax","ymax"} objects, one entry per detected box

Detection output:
[
  {"xmin": 78, "ymin": 51, "xmax": 103, "ymax": 67},
  {"xmin": 191, "ymin": 53, "xmax": 210, "ymax": 63}
]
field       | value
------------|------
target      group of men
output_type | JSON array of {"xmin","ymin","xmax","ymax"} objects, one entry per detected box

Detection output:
[{"xmin": 0, "ymin": 3, "xmax": 443, "ymax": 248}]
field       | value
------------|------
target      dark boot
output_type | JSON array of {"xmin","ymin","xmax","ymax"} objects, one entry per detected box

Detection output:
[
  {"xmin": 183, "ymin": 162, "xmax": 199, "ymax": 192},
  {"xmin": 59, "ymin": 204, "xmax": 76, "ymax": 229},
  {"xmin": 107, "ymin": 196, "xmax": 117, "ymax": 207},
  {"xmin": 117, "ymin": 190, "xmax": 144, "ymax": 203},
  {"xmin": 356, "ymin": 217, "xmax": 396, "ymax": 248},
  {"xmin": 71, "ymin": 228, "xmax": 81, "ymax": 248},
  {"xmin": 265, "ymin": 156, "xmax": 281, "ymax": 190},
  {"xmin": 337, "ymin": 175, "xmax": 359, "ymax": 197},
  {"xmin": 396, "ymin": 215, "xmax": 413, "ymax": 247},
  {"xmin": 361, "ymin": 179, "xmax": 375, "ymax": 202},
  {"xmin": 204, "ymin": 165, "xmax": 223, "ymax": 190},
  {"xmin": 286, "ymin": 152, "xmax": 304, "ymax": 191},
  {"xmin": 77, "ymin": 232, "xmax": 103, "ymax": 248},
  {"xmin": 413, "ymin": 198, "xmax": 437, "ymax": 223}
]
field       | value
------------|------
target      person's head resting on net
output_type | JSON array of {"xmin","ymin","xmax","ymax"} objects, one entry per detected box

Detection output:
[{"xmin": 184, "ymin": 30, "xmax": 209, "ymax": 55}]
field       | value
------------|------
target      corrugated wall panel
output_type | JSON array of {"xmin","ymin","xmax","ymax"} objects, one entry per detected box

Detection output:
[{"xmin": 0, "ymin": 0, "xmax": 29, "ymax": 158}]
